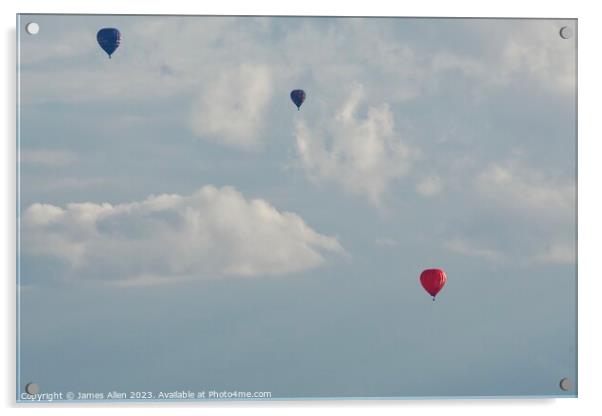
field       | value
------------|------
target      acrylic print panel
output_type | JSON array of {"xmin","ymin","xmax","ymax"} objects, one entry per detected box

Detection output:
[{"xmin": 16, "ymin": 14, "xmax": 577, "ymax": 402}]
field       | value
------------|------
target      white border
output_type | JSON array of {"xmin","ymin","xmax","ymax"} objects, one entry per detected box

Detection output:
[{"xmin": 3, "ymin": 1, "xmax": 601, "ymax": 415}]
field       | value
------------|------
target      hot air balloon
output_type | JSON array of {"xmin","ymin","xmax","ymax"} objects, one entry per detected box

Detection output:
[
  {"xmin": 290, "ymin": 89, "xmax": 306, "ymax": 110},
  {"xmin": 97, "ymin": 28, "xmax": 121, "ymax": 58},
  {"xmin": 420, "ymin": 268, "xmax": 447, "ymax": 301}
]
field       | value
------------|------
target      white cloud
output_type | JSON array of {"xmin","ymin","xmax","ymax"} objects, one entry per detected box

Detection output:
[
  {"xmin": 23, "ymin": 177, "xmax": 108, "ymax": 192},
  {"xmin": 22, "ymin": 19, "xmax": 575, "ymax": 109},
  {"xmin": 19, "ymin": 18, "xmax": 277, "ymax": 106},
  {"xmin": 444, "ymin": 237, "xmax": 505, "ymax": 263},
  {"xmin": 496, "ymin": 21, "xmax": 576, "ymax": 94},
  {"xmin": 375, "ymin": 238, "xmax": 399, "ymax": 247},
  {"xmin": 21, "ymin": 185, "xmax": 345, "ymax": 284},
  {"xmin": 20, "ymin": 149, "xmax": 78, "ymax": 167},
  {"xmin": 444, "ymin": 160, "xmax": 575, "ymax": 265},
  {"xmin": 445, "ymin": 236, "xmax": 576, "ymax": 266},
  {"xmin": 294, "ymin": 84, "xmax": 416, "ymax": 205},
  {"xmin": 189, "ymin": 64, "xmax": 273, "ymax": 150},
  {"xmin": 474, "ymin": 161, "xmax": 574, "ymax": 225},
  {"xmin": 416, "ymin": 175, "xmax": 442, "ymax": 197},
  {"xmin": 532, "ymin": 243, "xmax": 575, "ymax": 265},
  {"xmin": 19, "ymin": 29, "xmax": 93, "ymax": 65}
]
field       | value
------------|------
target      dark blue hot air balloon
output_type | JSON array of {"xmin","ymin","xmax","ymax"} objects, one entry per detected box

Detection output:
[
  {"xmin": 290, "ymin": 89, "xmax": 306, "ymax": 110},
  {"xmin": 97, "ymin": 28, "xmax": 121, "ymax": 58}
]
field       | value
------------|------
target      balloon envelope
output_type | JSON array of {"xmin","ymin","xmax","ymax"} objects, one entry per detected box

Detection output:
[
  {"xmin": 97, "ymin": 28, "xmax": 121, "ymax": 58},
  {"xmin": 420, "ymin": 269, "xmax": 447, "ymax": 299},
  {"xmin": 290, "ymin": 89, "xmax": 306, "ymax": 110}
]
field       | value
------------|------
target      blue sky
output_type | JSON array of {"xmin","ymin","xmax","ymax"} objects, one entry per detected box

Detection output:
[{"xmin": 17, "ymin": 15, "xmax": 576, "ymax": 399}]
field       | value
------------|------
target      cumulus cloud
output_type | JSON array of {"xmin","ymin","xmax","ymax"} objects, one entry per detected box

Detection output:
[
  {"xmin": 294, "ymin": 84, "xmax": 416, "ymax": 205},
  {"xmin": 189, "ymin": 64, "xmax": 273, "ymax": 150},
  {"xmin": 416, "ymin": 175, "xmax": 442, "ymax": 197},
  {"xmin": 21, "ymin": 186, "xmax": 345, "ymax": 284}
]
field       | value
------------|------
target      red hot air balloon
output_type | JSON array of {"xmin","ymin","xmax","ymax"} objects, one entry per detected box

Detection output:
[{"xmin": 420, "ymin": 269, "xmax": 447, "ymax": 301}]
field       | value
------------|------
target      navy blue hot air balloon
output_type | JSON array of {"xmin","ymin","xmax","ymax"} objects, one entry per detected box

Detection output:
[
  {"xmin": 97, "ymin": 28, "xmax": 121, "ymax": 58},
  {"xmin": 290, "ymin": 89, "xmax": 306, "ymax": 110}
]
